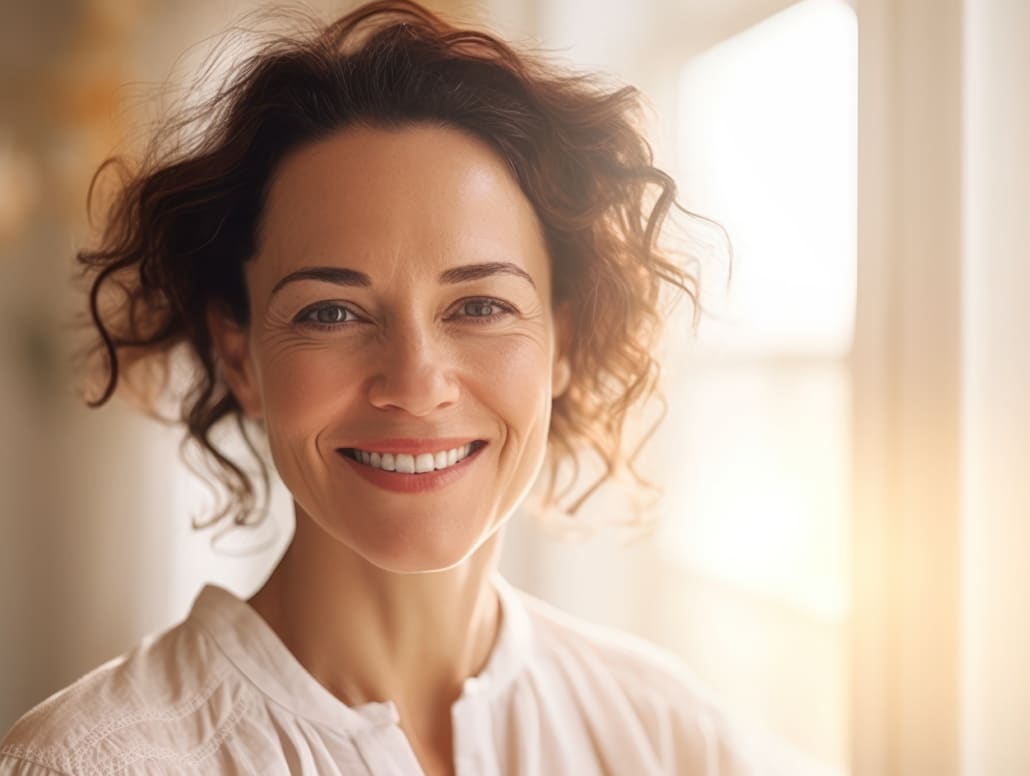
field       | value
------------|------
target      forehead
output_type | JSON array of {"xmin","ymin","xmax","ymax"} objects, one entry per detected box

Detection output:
[{"xmin": 254, "ymin": 123, "xmax": 549, "ymax": 286}]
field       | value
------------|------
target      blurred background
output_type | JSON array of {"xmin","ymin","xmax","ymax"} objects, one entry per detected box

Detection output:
[{"xmin": 0, "ymin": 0, "xmax": 1027, "ymax": 773}]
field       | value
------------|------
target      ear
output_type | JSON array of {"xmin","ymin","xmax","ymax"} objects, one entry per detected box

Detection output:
[
  {"xmin": 551, "ymin": 303, "xmax": 572, "ymax": 398},
  {"xmin": 206, "ymin": 302, "xmax": 263, "ymax": 419}
]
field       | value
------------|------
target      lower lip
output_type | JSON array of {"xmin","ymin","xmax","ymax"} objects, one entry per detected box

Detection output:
[{"xmin": 337, "ymin": 445, "xmax": 486, "ymax": 493}]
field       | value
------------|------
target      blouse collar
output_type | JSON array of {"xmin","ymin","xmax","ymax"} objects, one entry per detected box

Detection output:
[{"xmin": 188, "ymin": 570, "xmax": 532, "ymax": 732}]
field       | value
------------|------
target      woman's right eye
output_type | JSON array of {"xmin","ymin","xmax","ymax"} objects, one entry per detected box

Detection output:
[{"xmin": 295, "ymin": 303, "xmax": 359, "ymax": 328}]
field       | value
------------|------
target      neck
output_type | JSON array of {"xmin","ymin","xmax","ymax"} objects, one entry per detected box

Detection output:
[{"xmin": 247, "ymin": 507, "xmax": 504, "ymax": 722}]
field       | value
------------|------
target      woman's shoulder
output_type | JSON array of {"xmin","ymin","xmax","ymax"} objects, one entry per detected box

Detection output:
[
  {"xmin": 512, "ymin": 588, "xmax": 824, "ymax": 775},
  {"xmin": 0, "ymin": 615, "xmax": 234, "ymax": 776},
  {"xmin": 517, "ymin": 588, "xmax": 724, "ymax": 705}
]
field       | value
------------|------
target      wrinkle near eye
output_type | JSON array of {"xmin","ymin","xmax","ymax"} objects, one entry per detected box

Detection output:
[
  {"xmin": 262, "ymin": 304, "xmax": 298, "ymax": 329},
  {"xmin": 258, "ymin": 329, "xmax": 344, "ymax": 368}
]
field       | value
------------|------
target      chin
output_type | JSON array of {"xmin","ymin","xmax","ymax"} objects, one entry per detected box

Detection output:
[
  {"xmin": 346, "ymin": 518, "xmax": 497, "ymax": 575},
  {"xmin": 371, "ymin": 554, "xmax": 472, "ymax": 575},
  {"xmin": 359, "ymin": 541, "xmax": 482, "ymax": 575}
]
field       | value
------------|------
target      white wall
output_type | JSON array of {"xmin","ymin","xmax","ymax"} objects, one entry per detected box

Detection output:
[{"xmin": 960, "ymin": 1, "xmax": 1030, "ymax": 773}]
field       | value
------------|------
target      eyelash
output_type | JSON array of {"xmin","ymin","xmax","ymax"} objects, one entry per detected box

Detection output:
[
  {"xmin": 451, "ymin": 298, "xmax": 517, "ymax": 323},
  {"xmin": 294, "ymin": 297, "xmax": 517, "ymax": 331},
  {"xmin": 295, "ymin": 303, "xmax": 360, "ymax": 331}
]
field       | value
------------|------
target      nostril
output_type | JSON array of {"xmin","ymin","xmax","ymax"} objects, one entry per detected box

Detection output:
[{"xmin": 365, "ymin": 353, "xmax": 462, "ymax": 414}]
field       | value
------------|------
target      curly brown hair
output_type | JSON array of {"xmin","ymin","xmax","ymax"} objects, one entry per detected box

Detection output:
[{"xmin": 80, "ymin": 0, "xmax": 719, "ymax": 530}]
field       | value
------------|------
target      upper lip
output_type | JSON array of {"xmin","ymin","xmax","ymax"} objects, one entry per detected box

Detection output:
[{"xmin": 337, "ymin": 438, "xmax": 484, "ymax": 455}]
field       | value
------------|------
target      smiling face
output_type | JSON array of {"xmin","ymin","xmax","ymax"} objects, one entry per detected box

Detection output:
[{"xmin": 210, "ymin": 123, "xmax": 568, "ymax": 573}]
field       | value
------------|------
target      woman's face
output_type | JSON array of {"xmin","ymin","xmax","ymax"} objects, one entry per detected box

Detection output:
[{"xmin": 216, "ymin": 124, "xmax": 567, "ymax": 573}]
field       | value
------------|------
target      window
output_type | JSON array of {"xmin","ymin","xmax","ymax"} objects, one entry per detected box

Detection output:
[
  {"xmin": 650, "ymin": 1, "xmax": 856, "ymax": 769},
  {"xmin": 503, "ymin": 1, "xmax": 857, "ymax": 772}
]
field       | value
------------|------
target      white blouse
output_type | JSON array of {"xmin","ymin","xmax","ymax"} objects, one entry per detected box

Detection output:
[{"xmin": 0, "ymin": 574, "xmax": 799, "ymax": 775}]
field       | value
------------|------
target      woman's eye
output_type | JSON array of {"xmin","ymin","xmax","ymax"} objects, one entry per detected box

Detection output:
[
  {"xmin": 455, "ymin": 298, "xmax": 514, "ymax": 321},
  {"xmin": 464, "ymin": 300, "xmax": 499, "ymax": 317},
  {"xmin": 296, "ymin": 303, "xmax": 357, "ymax": 327}
]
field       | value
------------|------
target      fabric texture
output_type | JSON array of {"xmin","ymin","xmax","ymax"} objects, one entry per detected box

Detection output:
[{"xmin": 0, "ymin": 575, "xmax": 789, "ymax": 775}]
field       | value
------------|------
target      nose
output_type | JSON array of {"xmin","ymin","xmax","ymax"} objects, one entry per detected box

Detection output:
[{"xmin": 366, "ymin": 322, "xmax": 460, "ymax": 416}]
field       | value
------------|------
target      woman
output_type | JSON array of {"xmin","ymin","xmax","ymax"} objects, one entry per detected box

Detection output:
[{"xmin": 0, "ymin": 2, "xmax": 774, "ymax": 774}]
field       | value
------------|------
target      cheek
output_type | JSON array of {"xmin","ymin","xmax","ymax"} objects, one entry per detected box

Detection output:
[
  {"xmin": 475, "ymin": 336, "xmax": 555, "ymax": 516},
  {"xmin": 466, "ymin": 334, "xmax": 553, "ymax": 435},
  {"xmin": 257, "ymin": 344, "xmax": 362, "ymax": 441}
]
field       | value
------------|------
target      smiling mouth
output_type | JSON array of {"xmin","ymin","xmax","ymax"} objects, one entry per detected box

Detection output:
[{"xmin": 338, "ymin": 440, "xmax": 487, "ymax": 474}]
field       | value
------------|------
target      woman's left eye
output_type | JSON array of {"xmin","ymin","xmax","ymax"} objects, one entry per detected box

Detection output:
[{"xmin": 453, "ymin": 298, "xmax": 515, "ymax": 321}]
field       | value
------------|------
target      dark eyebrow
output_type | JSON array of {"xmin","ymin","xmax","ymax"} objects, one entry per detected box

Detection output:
[
  {"xmin": 269, "ymin": 267, "xmax": 372, "ymax": 297},
  {"xmin": 269, "ymin": 261, "xmax": 535, "ymax": 299},
  {"xmin": 439, "ymin": 262, "xmax": 536, "ymax": 288}
]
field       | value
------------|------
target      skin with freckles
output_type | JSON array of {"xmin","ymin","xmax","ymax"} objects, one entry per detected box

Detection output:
[{"xmin": 207, "ymin": 123, "xmax": 569, "ymax": 776}]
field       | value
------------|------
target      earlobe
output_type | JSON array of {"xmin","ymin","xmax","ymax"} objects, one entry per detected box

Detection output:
[
  {"xmin": 551, "ymin": 302, "xmax": 573, "ymax": 398},
  {"xmin": 552, "ymin": 357, "xmax": 572, "ymax": 397},
  {"xmin": 206, "ymin": 303, "xmax": 263, "ymax": 419}
]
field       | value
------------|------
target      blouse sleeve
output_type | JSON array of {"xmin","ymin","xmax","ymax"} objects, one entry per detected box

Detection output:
[{"xmin": 0, "ymin": 756, "xmax": 71, "ymax": 776}]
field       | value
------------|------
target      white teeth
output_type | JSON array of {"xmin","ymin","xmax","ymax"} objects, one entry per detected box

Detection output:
[{"xmin": 350, "ymin": 443, "xmax": 478, "ymax": 474}]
